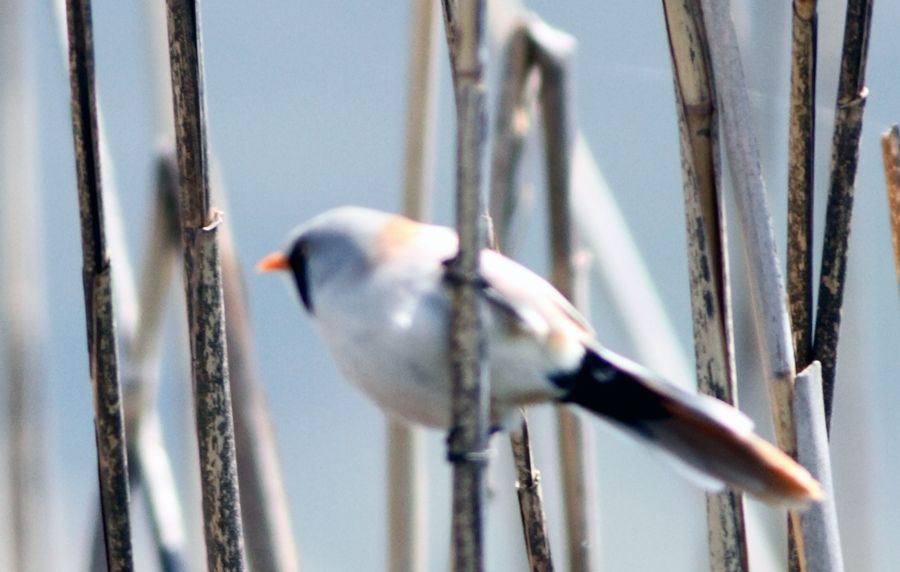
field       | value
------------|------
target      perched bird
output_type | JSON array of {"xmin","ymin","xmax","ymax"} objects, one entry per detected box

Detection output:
[{"xmin": 259, "ymin": 206, "xmax": 821, "ymax": 505}]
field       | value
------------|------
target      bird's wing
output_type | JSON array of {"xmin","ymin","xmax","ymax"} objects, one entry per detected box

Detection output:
[
  {"xmin": 478, "ymin": 249, "xmax": 594, "ymax": 344},
  {"xmin": 402, "ymin": 222, "xmax": 592, "ymax": 360}
]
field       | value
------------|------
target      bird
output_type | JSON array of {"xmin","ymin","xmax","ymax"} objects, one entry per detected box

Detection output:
[{"xmin": 258, "ymin": 206, "xmax": 822, "ymax": 506}]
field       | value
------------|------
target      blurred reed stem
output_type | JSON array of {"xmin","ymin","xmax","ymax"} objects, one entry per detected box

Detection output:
[
  {"xmin": 441, "ymin": 1, "xmax": 491, "ymax": 570},
  {"xmin": 661, "ymin": 1, "xmax": 748, "ymax": 569},
  {"xmin": 812, "ymin": 0, "xmax": 873, "ymax": 431},
  {"xmin": 489, "ymin": 23, "xmax": 535, "ymax": 253},
  {"xmin": 530, "ymin": 20, "xmax": 600, "ymax": 572},
  {"xmin": 388, "ymin": 1, "xmax": 442, "ymax": 570},
  {"xmin": 1, "ymin": 1, "xmax": 47, "ymax": 569},
  {"xmin": 165, "ymin": 0, "xmax": 247, "ymax": 568},
  {"xmin": 489, "ymin": 19, "xmax": 557, "ymax": 570},
  {"xmin": 65, "ymin": 0, "xmax": 135, "ymax": 569}
]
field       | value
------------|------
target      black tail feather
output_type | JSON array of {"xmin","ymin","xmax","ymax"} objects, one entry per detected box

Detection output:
[
  {"xmin": 552, "ymin": 345, "xmax": 822, "ymax": 505},
  {"xmin": 553, "ymin": 345, "xmax": 675, "ymax": 435}
]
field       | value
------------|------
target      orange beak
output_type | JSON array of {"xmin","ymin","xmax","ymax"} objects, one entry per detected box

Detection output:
[{"xmin": 257, "ymin": 251, "xmax": 290, "ymax": 273}]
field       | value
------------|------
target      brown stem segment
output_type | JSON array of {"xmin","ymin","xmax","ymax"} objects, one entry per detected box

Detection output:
[
  {"xmin": 787, "ymin": 0, "xmax": 817, "ymax": 372},
  {"xmin": 532, "ymin": 22, "xmax": 599, "ymax": 572},
  {"xmin": 442, "ymin": 1, "xmax": 490, "ymax": 571},
  {"xmin": 65, "ymin": 1, "xmax": 135, "ymax": 570},
  {"xmin": 165, "ymin": 0, "xmax": 247, "ymax": 569},
  {"xmin": 699, "ymin": 0, "xmax": 807, "ymax": 569},
  {"xmin": 662, "ymin": 1, "xmax": 748, "ymax": 570},
  {"xmin": 812, "ymin": 0, "xmax": 873, "ymax": 432},
  {"xmin": 510, "ymin": 416, "xmax": 554, "ymax": 572},
  {"xmin": 489, "ymin": 21, "xmax": 557, "ymax": 570}
]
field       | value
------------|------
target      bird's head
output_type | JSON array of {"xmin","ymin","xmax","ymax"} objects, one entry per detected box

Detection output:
[{"xmin": 257, "ymin": 206, "xmax": 397, "ymax": 313}]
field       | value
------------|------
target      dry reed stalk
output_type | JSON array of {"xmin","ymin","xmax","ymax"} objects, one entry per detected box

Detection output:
[
  {"xmin": 165, "ymin": 0, "xmax": 246, "ymax": 568},
  {"xmin": 1, "ymin": 1, "xmax": 46, "ymax": 569},
  {"xmin": 389, "ymin": 1, "xmax": 441, "ymax": 570},
  {"xmin": 529, "ymin": 21, "xmax": 601, "ymax": 572},
  {"xmin": 812, "ymin": 0, "xmax": 873, "ymax": 430},
  {"xmin": 697, "ymin": 0, "xmax": 808, "ymax": 569},
  {"xmin": 441, "ymin": 1, "xmax": 491, "ymax": 570},
  {"xmin": 489, "ymin": 22, "xmax": 555, "ymax": 571},
  {"xmin": 510, "ymin": 414, "xmax": 554, "ymax": 572},
  {"xmin": 787, "ymin": 0, "xmax": 818, "ymax": 370},
  {"xmin": 65, "ymin": 0, "xmax": 135, "ymax": 569},
  {"xmin": 661, "ymin": 1, "xmax": 748, "ymax": 569},
  {"xmin": 794, "ymin": 361, "xmax": 845, "ymax": 572},
  {"xmin": 123, "ymin": 154, "xmax": 188, "ymax": 571},
  {"xmin": 489, "ymin": 15, "xmax": 595, "ymax": 570},
  {"xmin": 881, "ymin": 126, "xmax": 900, "ymax": 292},
  {"xmin": 488, "ymin": 23, "xmax": 535, "ymax": 252}
]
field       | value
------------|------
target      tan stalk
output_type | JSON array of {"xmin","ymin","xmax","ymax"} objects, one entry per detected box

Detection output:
[
  {"xmin": 489, "ymin": 21, "xmax": 555, "ymax": 571},
  {"xmin": 698, "ymin": 0, "xmax": 807, "ymax": 568},
  {"xmin": 441, "ymin": 1, "xmax": 491, "ymax": 570},
  {"xmin": 389, "ymin": 1, "xmax": 441, "ymax": 571},
  {"xmin": 510, "ymin": 413, "xmax": 554, "ymax": 572},
  {"xmin": 661, "ymin": 1, "xmax": 747, "ymax": 570}
]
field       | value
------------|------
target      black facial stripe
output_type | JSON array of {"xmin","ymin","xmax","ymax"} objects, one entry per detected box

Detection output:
[{"xmin": 288, "ymin": 241, "xmax": 313, "ymax": 313}]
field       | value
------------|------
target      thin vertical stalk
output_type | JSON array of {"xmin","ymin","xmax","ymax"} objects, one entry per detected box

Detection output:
[
  {"xmin": 698, "ymin": 0, "xmax": 806, "ymax": 569},
  {"xmin": 787, "ymin": 0, "xmax": 818, "ymax": 370},
  {"xmin": 54, "ymin": 4, "xmax": 183, "ymax": 567},
  {"xmin": 489, "ymin": 19, "xmax": 556, "ymax": 572},
  {"xmin": 488, "ymin": 24, "xmax": 534, "ymax": 251},
  {"xmin": 699, "ymin": 0, "xmax": 797, "ymax": 478},
  {"xmin": 510, "ymin": 415, "xmax": 554, "ymax": 572},
  {"xmin": 65, "ymin": 0, "xmax": 135, "ymax": 570},
  {"xmin": 441, "ymin": 1, "xmax": 490, "ymax": 570},
  {"xmin": 389, "ymin": 1, "xmax": 441, "ymax": 570},
  {"xmin": 165, "ymin": 0, "xmax": 246, "ymax": 569},
  {"xmin": 881, "ymin": 126, "xmax": 900, "ymax": 293},
  {"xmin": 662, "ymin": 1, "xmax": 748, "ymax": 570},
  {"xmin": 812, "ymin": 0, "xmax": 873, "ymax": 430},
  {"xmin": 124, "ymin": 153, "xmax": 189, "ymax": 572},
  {"xmin": 532, "ymin": 21, "xmax": 600, "ymax": 572},
  {"xmin": 1, "ymin": 1, "xmax": 46, "ymax": 570}
]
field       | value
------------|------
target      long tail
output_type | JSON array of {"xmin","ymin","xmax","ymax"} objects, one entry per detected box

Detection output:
[{"xmin": 555, "ymin": 345, "xmax": 822, "ymax": 506}]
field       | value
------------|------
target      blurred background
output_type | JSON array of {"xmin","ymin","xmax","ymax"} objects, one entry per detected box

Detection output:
[{"xmin": 1, "ymin": 0, "xmax": 899, "ymax": 570}]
